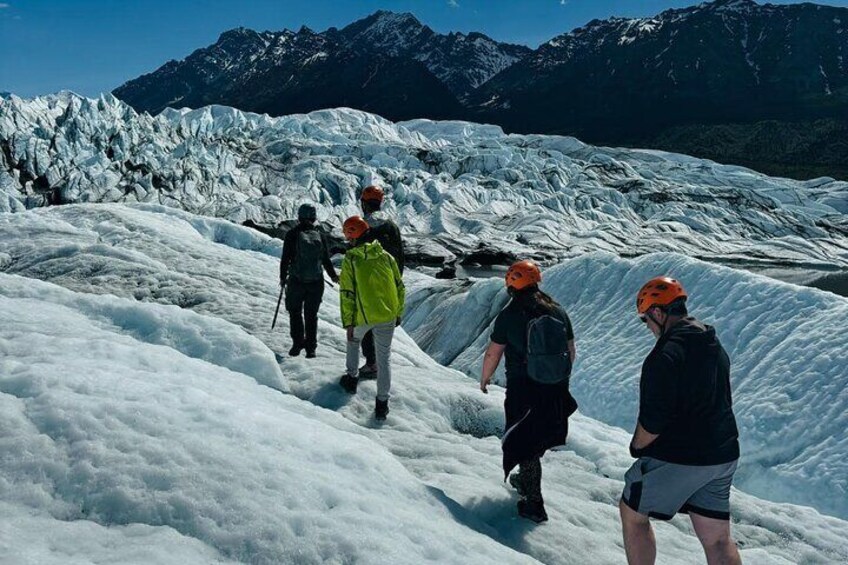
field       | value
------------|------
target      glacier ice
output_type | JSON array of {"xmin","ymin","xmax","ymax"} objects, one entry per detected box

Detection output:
[
  {"xmin": 2, "ymin": 93, "xmax": 847, "ymax": 268},
  {"xmin": 0, "ymin": 203, "xmax": 846, "ymax": 564}
]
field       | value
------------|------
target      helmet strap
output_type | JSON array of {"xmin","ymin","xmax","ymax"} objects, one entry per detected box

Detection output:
[{"xmin": 646, "ymin": 309, "xmax": 666, "ymax": 336}]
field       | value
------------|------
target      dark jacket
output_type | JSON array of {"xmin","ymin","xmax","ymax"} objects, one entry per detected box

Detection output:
[
  {"xmin": 493, "ymin": 290, "xmax": 578, "ymax": 478},
  {"xmin": 362, "ymin": 211, "xmax": 405, "ymax": 274},
  {"xmin": 279, "ymin": 223, "xmax": 337, "ymax": 283},
  {"xmin": 635, "ymin": 317, "xmax": 740, "ymax": 466}
]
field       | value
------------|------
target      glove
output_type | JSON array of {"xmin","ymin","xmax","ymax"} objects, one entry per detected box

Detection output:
[
  {"xmin": 331, "ymin": 273, "xmax": 340, "ymax": 284},
  {"xmin": 395, "ymin": 317, "xmax": 401, "ymax": 327}
]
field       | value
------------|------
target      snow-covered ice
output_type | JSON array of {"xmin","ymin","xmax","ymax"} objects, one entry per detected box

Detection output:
[
  {"xmin": 1, "ymin": 203, "xmax": 846, "ymax": 564},
  {"xmin": 2, "ymin": 93, "xmax": 847, "ymax": 268}
]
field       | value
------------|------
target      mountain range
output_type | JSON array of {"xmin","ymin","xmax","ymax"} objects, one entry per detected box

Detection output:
[{"xmin": 110, "ymin": 0, "xmax": 847, "ymax": 180}]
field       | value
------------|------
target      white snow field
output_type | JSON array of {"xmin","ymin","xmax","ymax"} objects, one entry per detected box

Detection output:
[
  {"xmin": 403, "ymin": 253, "xmax": 848, "ymax": 521},
  {"xmin": 2, "ymin": 92, "xmax": 848, "ymax": 267},
  {"xmin": 1, "ymin": 203, "xmax": 847, "ymax": 564}
]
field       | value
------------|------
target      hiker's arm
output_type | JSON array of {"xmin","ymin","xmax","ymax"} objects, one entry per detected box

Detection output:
[
  {"xmin": 637, "ymin": 351, "xmax": 678, "ymax": 437},
  {"xmin": 631, "ymin": 351, "xmax": 678, "ymax": 456},
  {"xmin": 392, "ymin": 257, "xmax": 405, "ymax": 318},
  {"xmin": 631, "ymin": 423, "xmax": 659, "ymax": 453},
  {"xmin": 565, "ymin": 313, "xmax": 576, "ymax": 361},
  {"xmin": 321, "ymin": 233, "xmax": 338, "ymax": 282},
  {"xmin": 279, "ymin": 229, "xmax": 296, "ymax": 284},
  {"xmin": 394, "ymin": 223, "xmax": 405, "ymax": 274},
  {"xmin": 480, "ymin": 341, "xmax": 506, "ymax": 393},
  {"xmin": 339, "ymin": 255, "xmax": 356, "ymax": 328}
]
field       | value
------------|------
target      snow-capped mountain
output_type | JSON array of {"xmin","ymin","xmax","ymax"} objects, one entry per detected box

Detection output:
[
  {"xmin": 113, "ymin": 11, "xmax": 528, "ymax": 118},
  {"xmin": 109, "ymin": 2, "xmax": 848, "ymax": 180},
  {"xmin": 112, "ymin": 24, "xmax": 462, "ymax": 122},
  {"xmin": 1, "ymin": 203, "xmax": 846, "ymax": 563},
  {"xmin": 334, "ymin": 11, "xmax": 531, "ymax": 96},
  {"xmin": 472, "ymin": 0, "xmax": 848, "ymax": 140},
  {"xmin": 2, "ymin": 93, "xmax": 847, "ymax": 269}
]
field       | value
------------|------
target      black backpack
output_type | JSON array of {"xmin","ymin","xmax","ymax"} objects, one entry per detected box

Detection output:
[
  {"xmin": 289, "ymin": 229, "xmax": 324, "ymax": 282},
  {"xmin": 525, "ymin": 314, "xmax": 572, "ymax": 385},
  {"xmin": 368, "ymin": 222, "xmax": 404, "ymax": 273}
]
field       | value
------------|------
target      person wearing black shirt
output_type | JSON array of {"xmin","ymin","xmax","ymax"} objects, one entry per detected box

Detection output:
[
  {"xmin": 620, "ymin": 276, "xmax": 741, "ymax": 565},
  {"xmin": 278, "ymin": 204, "xmax": 339, "ymax": 358},
  {"xmin": 480, "ymin": 260, "xmax": 578, "ymax": 523},
  {"xmin": 357, "ymin": 185, "xmax": 405, "ymax": 378}
]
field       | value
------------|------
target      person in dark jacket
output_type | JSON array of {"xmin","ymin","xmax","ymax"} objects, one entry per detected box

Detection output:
[
  {"xmin": 620, "ymin": 276, "xmax": 741, "ymax": 565},
  {"xmin": 479, "ymin": 260, "xmax": 578, "ymax": 523},
  {"xmin": 279, "ymin": 203, "xmax": 339, "ymax": 358},
  {"xmin": 357, "ymin": 185, "xmax": 405, "ymax": 378}
]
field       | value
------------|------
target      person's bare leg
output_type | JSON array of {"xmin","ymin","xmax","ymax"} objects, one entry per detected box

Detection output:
[
  {"xmin": 619, "ymin": 500, "xmax": 656, "ymax": 565},
  {"xmin": 689, "ymin": 512, "xmax": 742, "ymax": 565}
]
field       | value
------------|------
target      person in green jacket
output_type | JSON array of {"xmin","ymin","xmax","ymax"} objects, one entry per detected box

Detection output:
[{"xmin": 337, "ymin": 215, "xmax": 405, "ymax": 420}]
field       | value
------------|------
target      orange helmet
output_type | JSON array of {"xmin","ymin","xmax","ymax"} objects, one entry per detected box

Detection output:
[
  {"xmin": 342, "ymin": 216, "xmax": 369, "ymax": 240},
  {"xmin": 360, "ymin": 185, "xmax": 384, "ymax": 203},
  {"xmin": 505, "ymin": 260, "xmax": 542, "ymax": 291},
  {"xmin": 636, "ymin": 276, "xmax": 687, "ymax": 315}
]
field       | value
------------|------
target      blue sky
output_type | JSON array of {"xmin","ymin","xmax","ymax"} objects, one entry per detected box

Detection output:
[{"xmin": 2, "ymin": 0, "xmax": 847, "ymax": 97}]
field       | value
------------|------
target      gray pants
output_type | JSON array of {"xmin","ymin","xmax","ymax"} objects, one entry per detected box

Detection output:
[
  {"xmin": 622, "ymin": 457, "xmax": 738, "ymax": 521},
  {"xmin": 346, "ymin": 321, "xmax": 396, "ymax": 401}
]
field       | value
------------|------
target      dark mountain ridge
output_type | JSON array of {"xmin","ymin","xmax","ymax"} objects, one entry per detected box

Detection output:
[{"xmin": 113, "ymin": 1, "xmax": 848, "ymax": 180}]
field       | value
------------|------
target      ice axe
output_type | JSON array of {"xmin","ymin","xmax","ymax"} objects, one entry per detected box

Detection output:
[{"xmin": 271, "ymin": 287, "xmax": 284, "ymax": 330}]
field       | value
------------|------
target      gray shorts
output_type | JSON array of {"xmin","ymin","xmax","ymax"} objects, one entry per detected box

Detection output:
[{"xmin": 622, "ymin": 457, "xmax": 738, "ymax": 521}]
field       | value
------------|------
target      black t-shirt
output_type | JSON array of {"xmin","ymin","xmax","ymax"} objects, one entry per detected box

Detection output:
[
  {"xmin": 637, "ymin": 317, "xmax": 740, "ymax": 465},
  {"xmin": 491, "ymin": 295, "xmax": 574, "ymax": 385}
]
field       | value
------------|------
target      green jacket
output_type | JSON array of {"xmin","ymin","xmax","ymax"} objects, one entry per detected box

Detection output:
[{"xmin": 339, "ymin": 241, "xmax": 405, "ymax": 327}]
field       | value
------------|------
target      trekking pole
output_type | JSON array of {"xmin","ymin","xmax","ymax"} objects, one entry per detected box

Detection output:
[
  {"xmin": 324, "ymin": 275, "xmax": 336, "ymax": 288},
  {"xmin": 271, "ymin": 287, "xmax": 284, "ymax": 330}
]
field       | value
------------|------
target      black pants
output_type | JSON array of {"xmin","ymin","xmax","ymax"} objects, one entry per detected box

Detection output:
[
  {"xmin": 502, "ymin": 380, "xmax": 573, "ymax": 480},
  {"xmin": 285, "ymin": 279, "xmax": 324, "ymax": 351},
  {"xmin": 361, "ymin": 330, "xmax": 376, "ymax": 366},
  {"xmin": 518, "ymin": 458, "xmax": 543, "ymax": 503}
]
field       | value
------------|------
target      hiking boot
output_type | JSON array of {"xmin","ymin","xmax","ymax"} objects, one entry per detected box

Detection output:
[
  {"xmin": 339, "ymin": 373, "xmax": 358, "ymax": 394},
  {"xmin": 517, "ymin": 498, "xmax": 548, "ymax": 523},
  {"xmin": 375, "ymin": 398, "xmax": 389, "ymax": 420},
  {"xmin": 509, "ymin": 472, "xmax": 527, "ymax": 497},
  {"xmin": 288, "ymin": 345, "xmax": 303, "ymax": 357},
  {"xmin": 358, "ymin": 363, "xmax": 378, "ymax": 380},
  {"xmin": 305, "ymin": 349, "xmax": 316, "ymax": 359}
]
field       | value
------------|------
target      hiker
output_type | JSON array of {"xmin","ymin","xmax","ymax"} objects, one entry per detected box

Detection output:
[
  {"xmin": 337, "ymin": 215, "xmax": 405, "ymax": 421},
  {"xmin": 357, "ymin": 185, "xmax": 405, "ymax": 379},
  {"xmin": 620, "ymin": 277, "xmax": 741, "ymax": 565},
  {"xmin": 278, "ymin": 203, "xmax": 339, "ymax": 358},
  {"xmin": 479, "ymin": 260, "xmax": 578, "ymax": 523}
]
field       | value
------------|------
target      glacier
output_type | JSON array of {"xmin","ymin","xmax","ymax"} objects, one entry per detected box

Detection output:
[
  {"xmin": 2, "ymin": 91, "xmax": 848, "ymax": 561},
  {"xmin": 2, "ymin": 93, "xmax": 847, "ymax": 269},
  {"xmin": 1, "ymin": 203, "xmax": 847, "ymax": 564}
]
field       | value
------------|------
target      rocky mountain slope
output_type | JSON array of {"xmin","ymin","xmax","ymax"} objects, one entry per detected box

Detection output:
[{"xmin": 111, "ymin": 1, "xmax": 848, "ymax": 180}]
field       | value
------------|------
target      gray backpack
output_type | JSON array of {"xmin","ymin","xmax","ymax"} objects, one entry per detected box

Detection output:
[
  {"xmin": 526, "ymin": 314, "xmax": 572, "ymax": 385},
  {"xmin": 290, "ymin": 229, "xmax": 324, "ymax": 282}
]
